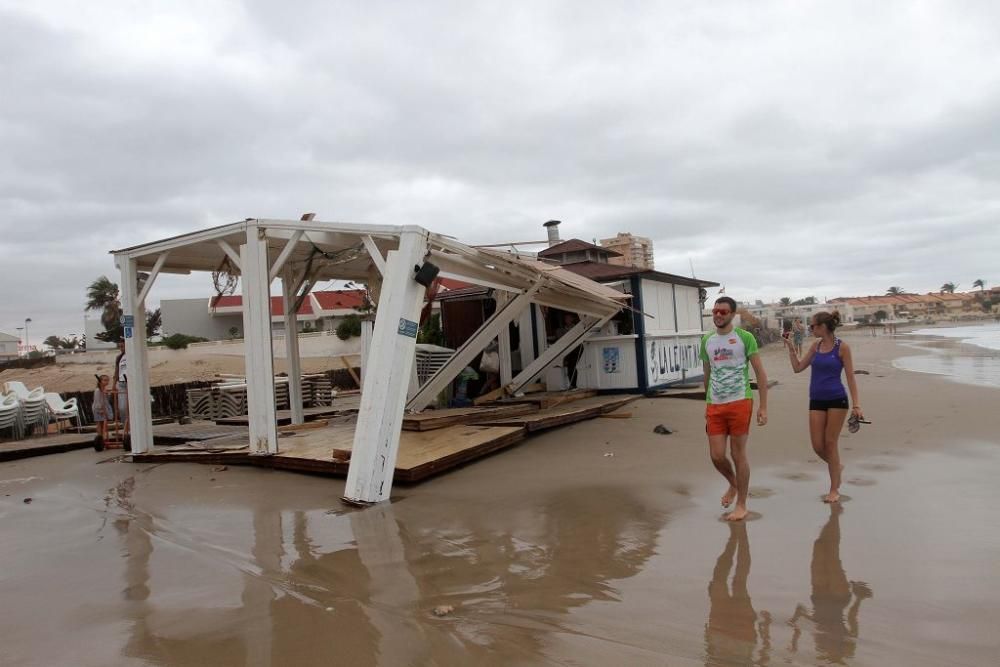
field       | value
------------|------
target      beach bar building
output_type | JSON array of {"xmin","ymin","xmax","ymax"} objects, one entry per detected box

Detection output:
[{"xmin": 110, "ymin": 218, "xmax": 628, "ymax": 503}]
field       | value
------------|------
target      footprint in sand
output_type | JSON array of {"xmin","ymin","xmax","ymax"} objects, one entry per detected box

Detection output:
[
  {"xmin": 777, "ymin": 471, "xmax": 815, "ymax": 482},
  {"xmin": 858, "ymin": 462, "xmax": 899, "ymax": 472},
  {"xmin": 748, "ymin": 487, "xmax": 775, "ymax": 499},
  {"xmin": 846, "ymin": 477, "xmax": 877, "ymax": 486}
]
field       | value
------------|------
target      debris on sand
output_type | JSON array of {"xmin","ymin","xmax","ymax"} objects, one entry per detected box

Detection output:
[
  {"xmin": 653, "ymin": 424, "xmax": 674, "ymax": 435},
  {"xmin": 854, "ymin": 370, "xmax": 870, "ymax": 375},
  {"xmin": 433, "ymin": 605, "xmax": 455, "ymax": 617}
]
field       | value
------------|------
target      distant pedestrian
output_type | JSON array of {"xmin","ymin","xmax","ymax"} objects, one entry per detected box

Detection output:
[
  {"xmin": 783, "ymin": 311, "xmax": 864, "ymax": 503},
  {"xmin": 792, "ymin": 318, "xmax": 805, "ymax": 356},
  {"xmin": 92, "ymin": 374, "xmax": 113, "ymax": 451},
  {"xmin": 701, "ymin": 297, "xmax": 769, "ymax": 521}
]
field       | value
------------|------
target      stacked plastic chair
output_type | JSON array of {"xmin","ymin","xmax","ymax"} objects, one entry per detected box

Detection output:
[
  {"xmin": 0, "ymin": 391, "xmax": 24, "ymax": 440},
  {"xmin": 3, "ymin": 381, "xmax": 47, "ymax": 436}
]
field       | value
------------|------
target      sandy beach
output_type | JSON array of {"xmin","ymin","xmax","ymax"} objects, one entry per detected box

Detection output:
[{"xmin": 1, "ymin": 331, "xmax": 999, "ymax": 666}]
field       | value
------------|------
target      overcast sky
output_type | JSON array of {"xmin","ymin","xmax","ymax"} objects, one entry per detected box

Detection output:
[{"xmin": 3, "ymin": 1, "xmax": 999, "ymax": 341}]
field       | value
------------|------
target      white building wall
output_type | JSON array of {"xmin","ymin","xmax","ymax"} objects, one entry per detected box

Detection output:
[{"xmin": 160, "ymin": 298, "xmax": 242, "ymax": 340}]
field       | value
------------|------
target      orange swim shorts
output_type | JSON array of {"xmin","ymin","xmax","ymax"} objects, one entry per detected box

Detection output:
[{"xmin": 705, "ymin": 399, "xmax": 753, "ymax": 436}]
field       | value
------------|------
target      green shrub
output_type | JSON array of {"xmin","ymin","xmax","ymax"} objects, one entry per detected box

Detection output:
[
  {"xmin": 336, "ymin": 314, "xmax": 363, "ymax": 340},
  {"xmin": 162, "ymin": 333, "xmax": 209, "ymax": 350}
]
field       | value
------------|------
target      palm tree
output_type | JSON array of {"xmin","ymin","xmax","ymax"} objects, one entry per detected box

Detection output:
[
  {"xmin": 779, "ymin": 297, "xmax": 791, "ymax": 307},
  {"xmin": 940, "ymin": 282, "xmax": 957, "ymax": 294},
  {"xmin": 86, "ymin": 276, "xmax": 122, "ymax": 342},
  {"xmin": 972, "ymin": 279, "xmax": 986, "ymax": 291},
  {"xmin": 886, "ymin": 286, "xmax": 904, "ymax": 295}
]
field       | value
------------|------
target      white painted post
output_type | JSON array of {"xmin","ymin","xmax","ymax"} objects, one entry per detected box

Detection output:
[
  {"xmin": 496, "ymin": 291, "xmax": 513, "ymax": 386},
  {"xmin": 117, "ymin": 255, "xmax": 153, "ymax": 454},
  {"xmin": 241, "ymin": 227, "xmax": 278, "ymax": 454},
  {"xmin": 282, "ymin": 268, "xmax": 304, "ymax": 425},
  {"xmin": 360, "ymin": 319, "xmax": 373, "ymax": 388},
  {"xmin": 345, "ymin": 231, "xmax": 427, "ymax": 504}
]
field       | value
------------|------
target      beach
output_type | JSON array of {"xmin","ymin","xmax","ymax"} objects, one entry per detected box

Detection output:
[{"xmin": 1, "ymin": 330, "xmax": 999, "ymax": 666}]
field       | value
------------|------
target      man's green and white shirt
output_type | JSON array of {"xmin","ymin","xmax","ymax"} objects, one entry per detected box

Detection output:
[{"xmin": 699, "ymin": 328, "xmax": 758, "ymax": 404}]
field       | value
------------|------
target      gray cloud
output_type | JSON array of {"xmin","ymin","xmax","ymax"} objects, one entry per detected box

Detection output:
[{"xmin": 2, "ymin": 1, "xmax": 1000, "ymax": 339}]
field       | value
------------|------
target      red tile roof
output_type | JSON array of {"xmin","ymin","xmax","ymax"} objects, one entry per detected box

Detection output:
[
  {"xmin": 210, "ymin": 293, "xmax": 315, "ymax": 316},
  {"xmin": 313, "ymin": 289, "xmax": 368, "ymax": 311}
]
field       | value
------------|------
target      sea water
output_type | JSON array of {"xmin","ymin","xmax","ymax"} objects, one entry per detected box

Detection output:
[{"xmin": 894, "ymin": 323, "xmax": 1000, "ymax": 389}]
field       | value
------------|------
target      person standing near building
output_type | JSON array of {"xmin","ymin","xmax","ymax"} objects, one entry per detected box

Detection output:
[
  {"xmin": 114, "ymin": 339, "xmax": 130, "ymax": 448},
  {"xmin": 701, "ymin": 297, "xmax": 769, "ymax": 521}
]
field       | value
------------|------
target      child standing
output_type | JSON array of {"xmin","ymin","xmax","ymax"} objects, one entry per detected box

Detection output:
[{"xmin": 92, "ymin": 374, "xmax": 113, "ymax": 451}]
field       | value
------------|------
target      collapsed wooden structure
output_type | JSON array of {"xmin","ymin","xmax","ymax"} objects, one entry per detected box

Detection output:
[
  {"xmin": 133, "ymin": 391, "xmax": 639, "ymax": 482},
  {"xmin": 111, "ymin": 219, "xmax": 628, "ymax": 503}
]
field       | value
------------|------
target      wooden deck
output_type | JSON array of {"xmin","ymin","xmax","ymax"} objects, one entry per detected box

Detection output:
[
  {"xmin": 133, "ymin": 420, "xmax": 526, "ymax": 482},
  {"xmin": 477, "ymin": 394, "xmax": 640, "ymax": 431},
  {"xmin": 131, "ymin": 392, "xmax": 642, "ymax": 482},
  {"xmin": 152, "ymin": 422, "xmax": 248, "ymax": 445},
  {"xmin": 0, "ymin": 433, "xmax": 95, "ymax": 462}
]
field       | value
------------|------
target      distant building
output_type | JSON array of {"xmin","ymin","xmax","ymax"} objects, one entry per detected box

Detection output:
[
  {"xmin": 600, "ymin": 232, "xmax": 654, "ymax": 270},
  {"xmin": 538, "ymin": 239, "xmax": 620, "ymax": 265},
  {"xmin": 829, "ymin": 292, "xmax": 977, "ymax": 321},
  {"xmin": 83, "ymin": 317, "xmax": 118, "ymax": 350},
  {"xmin": 0, "ymin": 331, "xmax": 20, "ymax": 361}
]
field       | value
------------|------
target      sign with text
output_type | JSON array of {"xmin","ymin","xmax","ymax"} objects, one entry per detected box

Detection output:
[{"xmin": 397, "ymin": 318, "xmax": 418, "ymax": 338}]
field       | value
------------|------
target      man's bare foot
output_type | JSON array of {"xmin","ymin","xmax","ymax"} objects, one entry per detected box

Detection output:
[
  {"xmin": 722, "ymin": 485, "xmax": 737, "ymax": 508},
  {"xmin": 725, "ymin": 506, "xmax": 749, "ymax": 521},
  {"xmin": 823, "ymin": 491, "xmax": 840, "ymax": 503}
]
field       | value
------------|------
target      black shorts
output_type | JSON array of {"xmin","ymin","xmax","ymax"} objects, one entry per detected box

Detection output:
[{"xmin": 809, "ymin": 397, "xmax": 849, "ymax": 411}]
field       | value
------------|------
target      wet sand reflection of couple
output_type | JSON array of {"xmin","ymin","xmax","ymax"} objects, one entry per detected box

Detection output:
[{"xmin": 704, "ymin": 505, "xmax": 872, "ymax": 666}]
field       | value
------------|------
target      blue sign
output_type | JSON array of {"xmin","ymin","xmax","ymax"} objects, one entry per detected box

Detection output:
[
  {"xmin": 121, "ymin": 315, "xmax": 135, "ymax": 327},
  {"xmin": 123, "ymin": 326, "xmax": 134, "ymax": 339},
  {"xmin": 397, "ymin": 318, "xmax": 418, "ymax": 338}
]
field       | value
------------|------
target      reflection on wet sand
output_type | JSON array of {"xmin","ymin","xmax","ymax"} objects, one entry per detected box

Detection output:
[
  {"xmin": 704, "ymin": 522, "xmax": 771, "ymax": 666},
  {"xmin": 112, "ymin": 485, "xmax": 665, "ymax": 665},
  {"xmin": 788, "ymin": 504, "xmax": 873, "ymax": 664}
]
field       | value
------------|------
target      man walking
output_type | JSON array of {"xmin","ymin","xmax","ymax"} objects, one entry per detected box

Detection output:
[{"xmin": 700, "ymin": 297, "xmax": 768, "ymax": 521}]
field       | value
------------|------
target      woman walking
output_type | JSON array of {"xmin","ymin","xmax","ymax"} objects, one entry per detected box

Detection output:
[{"xmin": 783, "ymin": 311, "xmax": 864, "ymax": 502}]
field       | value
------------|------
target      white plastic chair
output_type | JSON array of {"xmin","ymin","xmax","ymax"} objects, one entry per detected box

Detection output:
[
  {"xmin": 0, "ymin": 392, "xmax": 24, "ymax": 440},
  {"xmin": 44, "ymin": 392, "xmax": 81, "ymax": 433},
  {"xmin": 3, "ymin": 381, "xmax": 44, "ymax": 402},
  {"xmin": 3, "ymin": 381, "xmax": 46, "ymax": 435}
]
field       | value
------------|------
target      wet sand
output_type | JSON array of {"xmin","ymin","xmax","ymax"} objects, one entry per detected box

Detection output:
[{"xmin": 2, "ymin": 333, "xmax": 999, "ymax": 666}]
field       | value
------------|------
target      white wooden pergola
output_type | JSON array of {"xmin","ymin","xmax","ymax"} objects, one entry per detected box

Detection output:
[{"xmin": 112, "ymin": 218, "xmax": 628, "ymax": 503}]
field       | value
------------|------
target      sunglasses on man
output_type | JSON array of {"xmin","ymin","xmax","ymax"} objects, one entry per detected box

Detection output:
[{"xmin": 712, "ymin": 308, "xmax": 732, "ymax": 316}]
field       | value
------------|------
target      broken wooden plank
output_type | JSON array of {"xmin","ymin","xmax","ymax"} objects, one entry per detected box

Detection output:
[
  {"xmin": 401, "ymin": 403, "xmax": 538, "ymax": 431},
  {"xmin": 478, "ymin": 395, "xmax": 639, "ymax": 432}
]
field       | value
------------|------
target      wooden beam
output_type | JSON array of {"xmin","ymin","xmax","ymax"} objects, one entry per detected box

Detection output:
[
  {"xmin": 282, "ymin": 268, "xmax": 304, "ymax": 425},
  {"xmin": 407, "ymin": 284, "xmax": 540, "ymax": 412},
  {"xmin": 268, "ymin": 230, "xmax": 304, "ymax": 282},
  {"xmin": 117, "ymin": 255, "xmax": 153, "ymax": 453},
  {"xmin": 136, "ymin": 251, "xmax": 169, "ymax": 305},
  {"xmin": 340, "ymin": 356, "xmax": 361, "ymax": 388},
  {"xmin": 217, "ymin": 239, "xmax": 243, "ymax": 271},
  {"xmin": 361, "ymin": 235, "xmax": 386, "ymax": 275},
  {"xmin": 506, "ymin": 313, "xmax": 614, "ymax": 394},
  {"xmin": 241, "ymin": 231, "xmax": 278, "ymax": 455},
  {"xmin": 344, "ymin": 230, "xmax": 428, "ymax": 504},
  {"xmin": 496, "ymin": 291, "xmax": 513, "ymax": 386}
]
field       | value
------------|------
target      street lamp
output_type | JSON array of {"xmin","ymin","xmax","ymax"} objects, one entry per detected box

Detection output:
[{"xmin": 24, "ymin": 318, "xmax": 31, "ymax": 353}]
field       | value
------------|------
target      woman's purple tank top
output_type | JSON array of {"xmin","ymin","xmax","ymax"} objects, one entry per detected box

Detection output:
[{"xmin": 810, "ymin": 338, "xmax": 847, "ymax": 400}]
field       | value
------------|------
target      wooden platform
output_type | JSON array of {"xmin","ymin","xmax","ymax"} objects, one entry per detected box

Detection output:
[
  {"xmin": 152, "ymin": 422, "xmax": 248, "ymax": 445},
  {"xmin": 401, "ymin": 403, "xmax": 539, "ymax": 431},
  {"xmin": 213, "ymin": 399, "xmax": 360, "ymax": 426},
  {"xmin": 0, "ymin": 433, "xmax": 95, "ymax": 462},
  {"xmin": 132, "ymin": 421, "xmax": 526, "ymax": 482},
  {"xmin": 478, "ymin": 394, "xmax": 640, "ymax": 432},
  {"xmin": 494, "ymin": 388, "xmax": 598, "ymax": 409}
]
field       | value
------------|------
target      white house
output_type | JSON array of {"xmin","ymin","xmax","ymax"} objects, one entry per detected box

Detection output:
[{"xmin": 0, "ymin": 331, "xmax": 20, "ymax": 361}]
